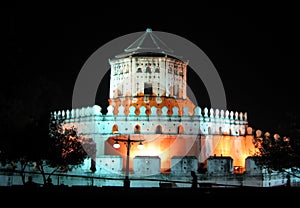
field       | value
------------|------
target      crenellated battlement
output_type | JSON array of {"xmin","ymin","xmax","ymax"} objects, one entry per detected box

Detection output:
[
  {"xmin": 50, "ymin": 104, "xmax": 248, "ymax": 136},
  {"xmin": 51, "ymin": 104, "xmax": 247, "ymax": 121}
]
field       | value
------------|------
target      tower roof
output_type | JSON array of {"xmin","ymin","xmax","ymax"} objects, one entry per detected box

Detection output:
[
  {"xmin": 125, "ymin": 28, "xmax": 174, "ymax": 53},
  {"xmin": 115, "ymin": 28, "xmax": 181, "ymax": 59}
]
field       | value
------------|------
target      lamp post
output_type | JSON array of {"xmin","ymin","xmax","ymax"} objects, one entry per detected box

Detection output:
[{"xmin": 112, "ymin": 134, "xmax": 144, "ymax": 188}]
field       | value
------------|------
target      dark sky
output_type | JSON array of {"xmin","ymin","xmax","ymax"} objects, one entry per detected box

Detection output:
[{"xmin": 2, "ymin": 7, "xmax": 299, "ymax": 135}]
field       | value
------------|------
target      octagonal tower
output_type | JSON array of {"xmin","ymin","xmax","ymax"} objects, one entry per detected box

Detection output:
[{"xmin": 108, "ymin": 29, "xmax": 195, "ymax": 116}]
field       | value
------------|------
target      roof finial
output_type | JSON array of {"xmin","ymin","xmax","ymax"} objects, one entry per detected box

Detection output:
[{"xmin": 146, "ymin": 28, "xmax": 152, "ymax": 33}]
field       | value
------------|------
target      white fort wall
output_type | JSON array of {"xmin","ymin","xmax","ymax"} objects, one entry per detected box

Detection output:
[{"xmin": 50, "ymin": 104, "xmax": 253, "ymax": 171}]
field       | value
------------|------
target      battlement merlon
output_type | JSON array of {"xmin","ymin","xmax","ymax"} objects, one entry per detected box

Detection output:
[{"xmin": 50, "ymin": 105, "xmax": 248, "ymax": 136}]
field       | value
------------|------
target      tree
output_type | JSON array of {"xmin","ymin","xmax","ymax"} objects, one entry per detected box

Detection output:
[
  {"xmin": 252, "ymin": 130, "xmax": 300, "ymax": 175},
  {"xmin": 46, "ymin": 117, "xmax": 96, "ymax": 177},
  {"xmin": 0, "ymin": 114, "xmax": 96, "ymax": 186}
]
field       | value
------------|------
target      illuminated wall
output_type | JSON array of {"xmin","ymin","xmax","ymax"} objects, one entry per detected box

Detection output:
[
  {"xmin": 59, "ymin": 106, "xmax": 256, "ymax": 172},
  {"xmin": 201, "ymin": 135, "xmax": 257, "ymax": 167},
  {"xmin": 104, "ymin": 134, "xmax": 200, "ymax": 172}
]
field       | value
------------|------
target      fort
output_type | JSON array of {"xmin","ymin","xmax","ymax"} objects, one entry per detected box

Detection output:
[
  {"xmin": 1, "ymin": 29, "xmax": 297, "ymax": 188},
  {"xmin": 46, "ymin": 29, "xmax": 293, "ymax": 187}
]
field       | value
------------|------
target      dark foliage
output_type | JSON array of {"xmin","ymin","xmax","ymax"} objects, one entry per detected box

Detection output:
[
  {"xmin": 252, "ymin": 130, "xmax": 300, "ymax": 172},
  {"xmin": 48, "ymin": 118, "xmax": 96, "ymax": 172}
]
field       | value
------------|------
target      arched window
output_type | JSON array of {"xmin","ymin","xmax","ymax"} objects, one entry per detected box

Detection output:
[
  {"xmin": 137, "ymin": 68, "xmax": 142, "ymax": 73},
  {"xmin": 156, "ymin": 125, "xmax": 162, "ymax": 134},
  {"xmin": 219, "ymin": 127, "xmax": 222, "ymax": 135},
  {"xmin": 134, "ymin": 125, "xmax": 141, "ymax": 134},
  {"xmin": 155, "ymin": 68, "xmax": 160, "ymax": 73},
  {"xmin": 178, "ymin": 125, "xmax": 184, "ymax": 134},
  {"xmin": 145, "ymin": 67, "xmax": 151, "ymax": 73},
  {"xmin": 208, "ymin": 127, "xmax": 212, "ymax": 135},
  {"xmin": 112, "ymin": 124, "xmax": 118, "ymax": 134}
]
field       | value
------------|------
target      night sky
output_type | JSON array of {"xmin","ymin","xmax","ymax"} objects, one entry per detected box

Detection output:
[{"xmin": 2, "ymin": 7, "xmax": 299, "ymax": 137}]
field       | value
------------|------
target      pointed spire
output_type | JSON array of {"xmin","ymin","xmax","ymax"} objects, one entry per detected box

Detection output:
[
  {"xmin": 124, "ymin": 28, "xmax": 174, "ymax": 54},
  {"xmin": 115, "ymin": 28, "xmax": 180, "ymax": 59}
]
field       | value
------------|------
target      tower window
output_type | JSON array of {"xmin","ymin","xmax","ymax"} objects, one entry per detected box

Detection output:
[
  {"xmin": 174, "ymin": 85, "xmax": 179, "ymax": 96},
  {"xmin": 144, "ymin": 82, "xmax": 153, "ymax": 95},
  {"xmin": 145, "ymin": 67, "xmax": 151, "ymax": 73},
  {"xmin": 136, "ymin": 83, "xmax": 139, "ymax": 92}
]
